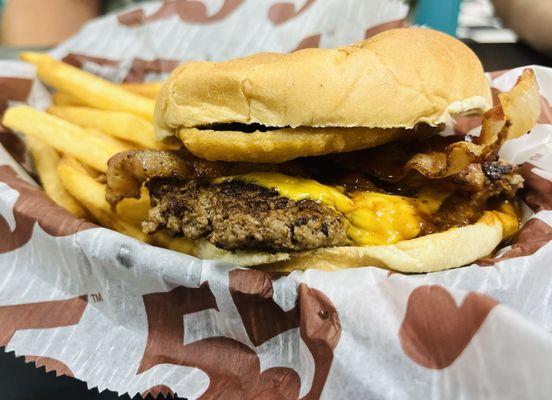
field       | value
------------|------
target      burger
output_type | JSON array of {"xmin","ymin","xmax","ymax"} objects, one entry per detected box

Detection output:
[{"xmin": 105, "ymin": 28, "xmax": 541, "ymax": 273}]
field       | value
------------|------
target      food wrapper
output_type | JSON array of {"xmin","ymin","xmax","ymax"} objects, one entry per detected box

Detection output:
[{"xmin": 2, "ymin": 1, "xmax": 552, "ymax": 398}]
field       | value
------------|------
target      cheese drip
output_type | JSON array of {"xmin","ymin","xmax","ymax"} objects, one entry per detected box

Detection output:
[
  {"xmin": 216, "ymin": 172, "xmax": 447, "ymax": 246},
  {"xmin": 490, "ymin": 201, "xmax": 519, "ymax": 238}
]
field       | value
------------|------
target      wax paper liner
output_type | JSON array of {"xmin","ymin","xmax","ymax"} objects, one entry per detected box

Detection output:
[{"xmin": 2, "ymin": 1, "xmax": 552, "ymax": 399}]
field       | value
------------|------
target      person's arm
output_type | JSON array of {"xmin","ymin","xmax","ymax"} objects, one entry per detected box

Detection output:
[
  {"xmin": 1, "ymin": 0, "xmax": 101, "ymax": 47},
  {"xmin": 493, "ymin": 0, "xmax": 552, "ymax": 56}
]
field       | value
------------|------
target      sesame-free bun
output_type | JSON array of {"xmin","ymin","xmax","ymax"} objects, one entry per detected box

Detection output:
[
  {"xmin": 261, "ymin": 212, "xmax": 504, "ymax": 273},
  {"xmin": 178, "ymin": 212, "xmax": 505, "ymax": 273},
  {"xmin": 155, "ymin": 28, "xmax": 492, "ymax": 140},
  {"xmin": 177, "ymin": 126, "xmax": 415, "ymax": 163}
]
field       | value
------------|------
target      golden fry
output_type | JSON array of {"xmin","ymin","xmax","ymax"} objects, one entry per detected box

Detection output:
[
  {"xmin": 19, "ymin": 51, "xmax": 51, "ymax": 64},
  {"xmin": 52, "ymin": 85, "xmax": 161, "ymax": 106},
  {"xmin": 58, "ymin": 155, "xmax": 195, "ymax": 251},
  {"xmin": 20, "ymin": 52, "xmax": 155, "ymax": 121},
  {"xmin": 58, "ymin": 155, "xmax": 150, "ymax": 242},
  {"xmin": 3, "ymin": 106, "xmax": 134, "ymax": 172},
  {"xmin": 27, "ymin": 136, "xmax": 88, "ymax": 218},
  {"xmin": 179, "ymin": 126, "xmax": 410, "ymax": 163},
  {"xmin": 115, "ymin": 187, "xmax": 151, "ymax": 225},
  {"xmin": 51, "ymin": 92, "xmax": 85, "ymax": 106},
  {"xmin": 48, "ymin": 106, "xmax": 163, "ymax": 149},
  {"xmin": 120, "ymin": 82, "xmax": 163, "ymax": 99}
]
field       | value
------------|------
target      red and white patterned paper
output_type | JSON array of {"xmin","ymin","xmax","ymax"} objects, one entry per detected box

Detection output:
[{"xmin": 1, "ymin": 1, "xmax": 552, "ymax": 399}]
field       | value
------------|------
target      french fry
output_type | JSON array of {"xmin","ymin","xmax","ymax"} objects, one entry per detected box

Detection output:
[
  {"xmin": 116, "ymin": 194, "xmax": 195, "ymax": 252},
  {"xmin": 52, "ymin": 83, "xmax": 162, "ymax": 106},
  {"xmin": 120, "ymin": 82, "xmax": 163, "ymax": 99},
  {"xmin": 58, "ymin": 155, "xmax": 150, "ymax": 242},
  {"xmin": 27, "ymin": 136, "xmax": 88, "ymax": 218},
  {"xmin": 2, "ymin": 106, "xmax": 134, "ymax": 172},
  {"xmin": 48, "ymin": 106, "xmax": 163, "ymax": 149},
  {"xmin": 115, "ymin": 186, "xmax": 151, "ymax": 225},
  {"xmin": 58, "ymin": 155, "xmax": 195, "ymax": 252},
  {"xmin": 19, "ymin": 51, "xmax": 52, "ymax": 65},
  {"xmin": 20, "ymin": 52, "xmax": 155, "ymax": 121},
  {"xmin": 52, "ymin": 92, "xmax": 85, "ymax": 106},
  {"xmin": 52, "ymin": 84, "xmax": 162, "ymax": 106}
]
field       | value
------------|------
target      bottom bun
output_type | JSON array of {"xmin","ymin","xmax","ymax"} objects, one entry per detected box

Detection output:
[
  {"xmin": 191, "ymin": 239, "xmax": 291, "ymax": 266},
  {"xmin": 179, "ymin": 212, "xmax": 505, "ymax": 273},
  {"xmin": 261, "ymin": 212, "xmax": 504, "ymax": 273}
]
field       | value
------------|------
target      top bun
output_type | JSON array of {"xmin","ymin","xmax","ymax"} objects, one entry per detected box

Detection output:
[{"xmin": 155, "ymin": 28, "xmax": 491, "ymax": 139}]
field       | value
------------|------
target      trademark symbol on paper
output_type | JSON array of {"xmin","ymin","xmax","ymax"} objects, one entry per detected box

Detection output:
[{"xmin": 90, "ymin": 293, "xmax": 103, "ymax": 303}]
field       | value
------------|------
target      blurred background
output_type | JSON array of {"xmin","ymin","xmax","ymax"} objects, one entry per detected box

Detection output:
[
  {"xmin": 457, "ymin": 0, "xmax": 516, "ymax": 42},
  {"xmin": 0, "ymin": 0, "xmax": 550, "ymax": 68}
]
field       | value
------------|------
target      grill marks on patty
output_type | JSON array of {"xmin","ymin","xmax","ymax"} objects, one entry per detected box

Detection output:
[
  {"xmin": 105, "ymin": 145, "xmax": 523, "ymax": 253},
  {"xmin": 144, "ymin": 179, "xmax": 350, "ymax": 252}
]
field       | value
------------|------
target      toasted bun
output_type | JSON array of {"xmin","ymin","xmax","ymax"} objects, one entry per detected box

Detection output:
[
  {"xmin": 191, "ymin": 239, "xmax": 290, "ymax": 266},
  {"xmin": 155, "ymin": 28, "xmax": 491, "ymax": 139},
  {"xmin": 177, "ymin": 212, "xmax": 504, "ymax": 273},
  {"xmin": 261, "ymin": 212, "xmax": 504, "ymax": 273},
  {"xmin": 178, "ymin": 126, "xmax": 415, "ymax": 163}
]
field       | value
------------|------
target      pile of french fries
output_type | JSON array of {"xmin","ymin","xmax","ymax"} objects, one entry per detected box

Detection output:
[{"xmin": 2, "ymin": 52, "xmax": 194, "ymax": 254}]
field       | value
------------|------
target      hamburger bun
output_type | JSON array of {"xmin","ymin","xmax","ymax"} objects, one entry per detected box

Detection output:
[
  {"xmin": 104, "ymin": 29, "xmax": 538, "ymax": 274},
  {"xmin": 155, "ymin": 28, "xmax": 491, "ymax": 141},
  {"xmin": 186, "ymin": 211, "xmax": 511, "ymax": 273}
]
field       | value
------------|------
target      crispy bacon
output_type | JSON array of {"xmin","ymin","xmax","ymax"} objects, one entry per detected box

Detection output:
[
  {"xmin": 106, "ymin": 69, "xmax": 539, "ymax": 218},
  {"xmin": 106, "ymin": 150, "xmax": 195, "ymax": 206},
  {"xmin": 106, "ymin": 149, "xmax": 306, "ymax": 206},
  {"xmin": 422, "ymin": 160, "xmax": 523, "ymax": 234},
  {"xmin": 410, "ymin": 69, "xmax": 540, "ymax": 180},
  {"xmin": 334, "ymin": 69, "xmax": 540, "ymax": 190}
]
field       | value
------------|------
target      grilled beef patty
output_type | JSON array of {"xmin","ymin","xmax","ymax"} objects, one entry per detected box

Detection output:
[{"xmin": 144, "ymin": 179, "xmax": 350, "ymax": 252}]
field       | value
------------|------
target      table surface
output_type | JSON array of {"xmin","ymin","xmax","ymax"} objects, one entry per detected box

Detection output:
[{"xmin": 0, "ymin": 41, "xmax": 550, "ymax": 400}]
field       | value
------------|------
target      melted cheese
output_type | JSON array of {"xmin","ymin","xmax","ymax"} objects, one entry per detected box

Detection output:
[
  {"xmin": 216, "ymin": 172, "xmax": 447, "ymax": 246},
  {"xmin": 345, "ymin": 192, "xmax": 423, "ymax": 245},
  {"xmin": 491, "ymin": 201, "xmax": 519, "ymax": 239}
]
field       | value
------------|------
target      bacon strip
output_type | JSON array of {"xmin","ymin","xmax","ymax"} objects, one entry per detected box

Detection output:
[
  {"xmin": 338, "ymin": 69, "xmax": 540, "ymax": 187},
  {"xmin": 106, "ymin": 150, "xmax": 194, "ymax": 206},
  {"xmin": 106, "ymin": 69, "xmax": 540, "ymax": 208},
  {"xmin": 106, "ymin": 149, "xmax": 306, "ymax": 206}
]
